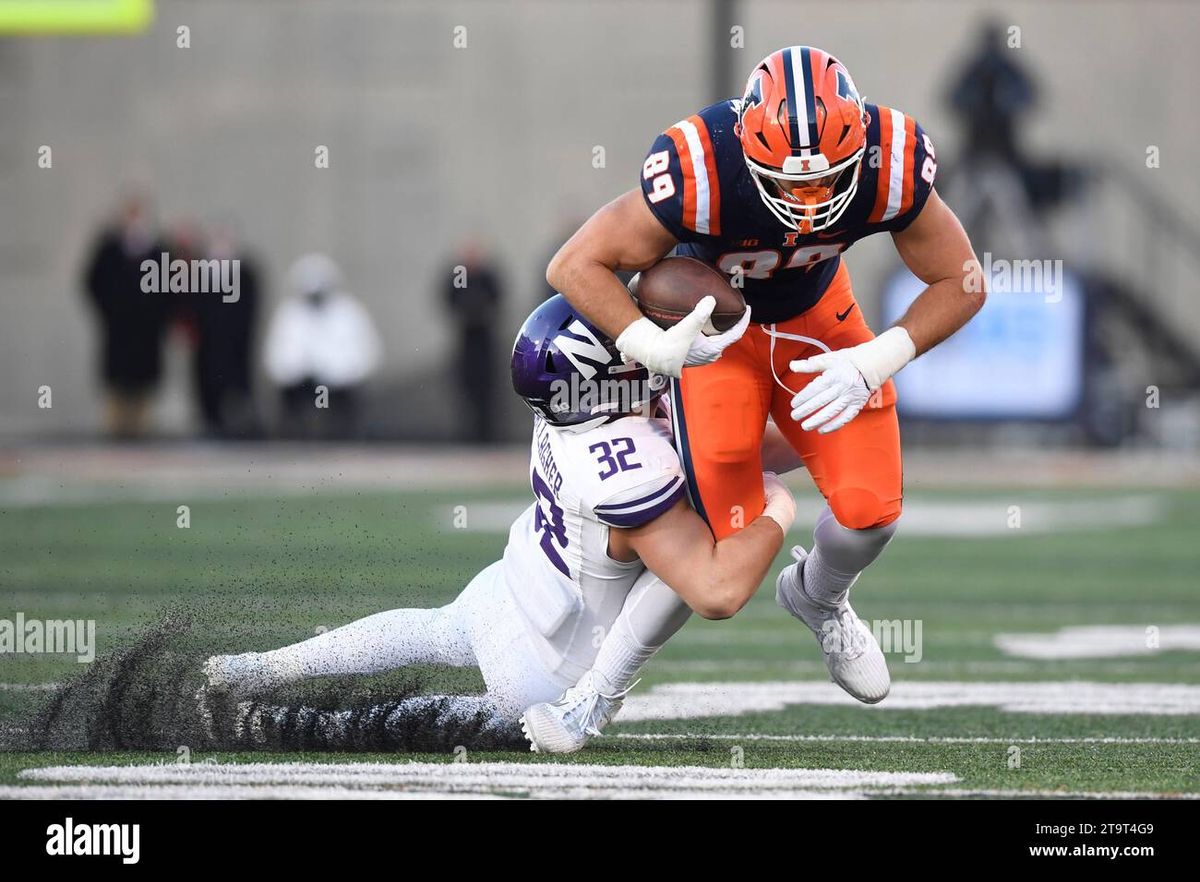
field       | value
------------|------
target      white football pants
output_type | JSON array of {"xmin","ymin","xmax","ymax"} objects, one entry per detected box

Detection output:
[{"xmin": 251, "ymin": 561, "xmax": 683, "ymax": 721}]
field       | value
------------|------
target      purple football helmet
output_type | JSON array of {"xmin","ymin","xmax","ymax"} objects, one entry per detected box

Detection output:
[{"xmin": 511, "ymin": 294, "xmax": 665, "ymax": 430}]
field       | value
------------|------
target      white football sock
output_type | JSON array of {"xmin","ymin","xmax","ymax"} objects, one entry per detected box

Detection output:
[
  {"xmin": 253, "ymin": 603, "xmax": 475, "ymax": 685},
  {"xmin": 802, "ymin": 504, "xmax": 898, "ymax": 607},
  {"xmin": 588, "ymin": 572, "xmax": 691, "ymax": 695}
]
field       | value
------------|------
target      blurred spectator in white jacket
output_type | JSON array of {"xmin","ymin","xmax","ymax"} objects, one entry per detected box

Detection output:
[{"xmin": 263, "ymin": 253, "xmax": 382, "ymax": 438}]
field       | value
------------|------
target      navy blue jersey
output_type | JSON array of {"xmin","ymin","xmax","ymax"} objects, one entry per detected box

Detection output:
[{"xmin": 639, "ymin": 100, "xmax": 937, "ymax": 324}]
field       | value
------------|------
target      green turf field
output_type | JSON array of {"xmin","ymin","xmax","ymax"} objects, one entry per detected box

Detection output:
[{"xmin": 1, "ymin": 483, "xmax": 1198, "ymax": 798}]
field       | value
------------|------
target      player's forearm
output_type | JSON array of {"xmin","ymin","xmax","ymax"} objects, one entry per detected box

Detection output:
[
  {"xmin": 623, "ymin": 484, "xmax": 792, "ymax": 620},
  {"xmin": 547, "ymin": 248, "xmax": 643, "ymax": 340},
  {"xmin": 890, "ymin": 192, "xmax": 986, "ymax": 356},
  {"xmin": 690, "ymin": 517, "xmax": 785, "ymax": 620},
  {"xmin": 895, "ymin": 275, "xmax": 986, "ymax": 355},
  {"xmin": 548, "ymin": 189, "xmax": 679, "ymax": 340}
]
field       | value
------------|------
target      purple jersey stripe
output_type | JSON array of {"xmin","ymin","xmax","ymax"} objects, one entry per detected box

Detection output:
[
  {"xmin": 593, "ymin": 475, "xmax": 684, "ymax": 515},
  {"xmin": 595, "ymin": 484, "xmax": 686, "ymax": 529}
]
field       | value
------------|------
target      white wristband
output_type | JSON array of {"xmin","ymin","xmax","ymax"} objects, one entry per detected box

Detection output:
[
  {"xmin": 850, "ymin": 326, "xmax": 917, "ymax": 390},
  {"xmin": 760, "ymin": 471, "xmax": 797, "ymax": 534},
  {"xmin": 615, "ymin": 316, "xmax": 666, "ymax": 369}
]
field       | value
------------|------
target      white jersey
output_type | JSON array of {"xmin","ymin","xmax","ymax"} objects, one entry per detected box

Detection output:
[{"xmin": 502, "ymin": 412, "xmax": 685, "ymax": 681}]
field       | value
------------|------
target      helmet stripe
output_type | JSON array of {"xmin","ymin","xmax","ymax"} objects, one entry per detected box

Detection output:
[
  {"xmin": 799, "ymin": 47, "xmax": 820, "ymax": 149},
  {"xmin": 782, "ymin": 46, "xmax": 820, "ymax": 154},
  {"xmin": 781, "ymin": 47, "xmax": 806, "ymax": 151}
]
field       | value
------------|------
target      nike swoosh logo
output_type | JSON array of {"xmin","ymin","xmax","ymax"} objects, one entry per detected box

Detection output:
[{"xmin": 835, "ymin": 305, "xmax": 855, "ymax": 322}]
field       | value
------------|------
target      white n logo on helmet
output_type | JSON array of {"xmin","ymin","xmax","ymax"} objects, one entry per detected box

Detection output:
[{"xmin": 553, "ymin": 320, "xmax": 612, "ymax": 380}]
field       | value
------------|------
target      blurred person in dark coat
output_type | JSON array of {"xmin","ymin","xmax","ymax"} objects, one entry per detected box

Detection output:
[
  {"xmin": 263, "ymin": 254, "xmax": 382, "ymax": 438},
  {"xmin": 945, "ymin": 22, "xmax": 1082, "ymax": 248},
  {"xmin": 442, "ymin": 239, "xmax": 505, "ymax": 443},
  {"xmin": 193, "ymin": 223, "xmax": 261, "ymax": 437},
  {"xmin": 947, "ymin": 21, "xmax": 1037, "ymax": 168},
  {"xmin": 82, "ymin": 192, "xmax": 169, "ymax": 438}
]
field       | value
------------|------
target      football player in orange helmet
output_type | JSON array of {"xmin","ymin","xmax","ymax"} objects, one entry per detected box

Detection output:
[
  {"xmin": 737, "ymin": 48, "xmax": 870, "ymax": 234},
  {"xmin": 548, "ymin": 46, "xmax": 985, "ymax": 703}
]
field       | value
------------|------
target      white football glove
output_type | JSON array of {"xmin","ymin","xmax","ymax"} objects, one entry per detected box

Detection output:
[
  {"xmin": 761, "ymin": 471, "xmax": 796, "ymax": 534},
  {"xmin": 790, "ymin": 327, "xmax": 916, "ymax": 434},
  {"xmin": 616, "ymin": 296, "xmax": 751, "ymax": 379}
]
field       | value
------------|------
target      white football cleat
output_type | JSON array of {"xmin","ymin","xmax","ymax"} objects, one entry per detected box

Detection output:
[
  {"xmin": 520, "ymin": 672, "xmax": 634, "ymax": 754},
  {"xmin": 201, "ymin": 652, "xmax": 289, "ymax": 697},
  {"xmin": 776, "ymin": 545, "xmax": 891, "ymax": 704}
]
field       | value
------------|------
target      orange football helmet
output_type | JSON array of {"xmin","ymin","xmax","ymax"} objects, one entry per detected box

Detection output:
[{"xmin": 735, "ymin": 46, "xmax": 869, "ymax": 233}]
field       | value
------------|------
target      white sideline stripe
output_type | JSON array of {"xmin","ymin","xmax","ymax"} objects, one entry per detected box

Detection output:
[
  {"xmin": 0, "ymin": 478, "xmax": 1166, "ymax": 534},
  {"xmin": 621, "ymin": 680, "xmax": 1200, "ymax": 721},
  {"xmin": 996, "ymin": 625, "xmax": 1200, "ymax": 659},
  {"xmin": 0, "ymin": 785, "xmax": 501, "ymax": 801},
  {"xmin": 613, "ymin": 733, "xmax": 1200, "ymax": 745},
  {"xmin": 0, "ymin": 783, "xmax": 868, "ymax": 801},
  {"xmin": 20, "ymin": 761, "xmax": 956, "ymax": 800},
  {"xmin": 879, "ymin": 788, "xmax": 1200, "ymax": 800},
  {"xmin": 653, "ymin": 660, "xmax": 1173, "ymax": 675},
  {"xmin": 0, "ymin": 683, "xmax": 59, "ymax": 691},
  {"xmin": 0, "ymin": 478, "xmax": 324, "ymax": 508},
  {"xmin": 450, "ymin": 496, "xmax": 1165, "ymax": 537},
  {"xmin": 5, "ymin": 783, "xmax": 1192, "ymax": 800}
]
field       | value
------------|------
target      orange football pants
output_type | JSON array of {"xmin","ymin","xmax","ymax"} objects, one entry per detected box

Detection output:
[{"xmin": 668, "ymin": 262, "xmax": 902, "ymax": 540}]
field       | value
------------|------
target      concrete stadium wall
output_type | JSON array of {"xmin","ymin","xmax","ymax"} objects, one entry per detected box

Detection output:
[{"xmin": 0, "ymin": 0, "xmax": 1196, "ymax": 435}]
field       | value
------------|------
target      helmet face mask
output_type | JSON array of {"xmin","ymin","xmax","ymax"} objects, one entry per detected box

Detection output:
[
  {"xmin": 745, "ymin": 146, "xmax": 865, "ymax": 233},
  {"xmin": 736, "ymin": 46, "xmax": 869, "ymax": 233}
]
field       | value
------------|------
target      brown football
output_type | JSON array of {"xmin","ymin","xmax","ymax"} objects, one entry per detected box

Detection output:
[{"xmin": 629, "ymin": 256, "xmax": 746, "ymax": 334}]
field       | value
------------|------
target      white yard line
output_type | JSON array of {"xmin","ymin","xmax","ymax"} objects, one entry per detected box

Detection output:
[
  {"xmin": 622, "ymin": 680, "xmax": 1200, "ymax": 721},
  {"xmin": 0, "ymin": 785, "xmax": 501, "ymax": 800},
  {"xmin": 875, "ymin": 787, "xmax": 1200, "ymax": 800},
  {"xmin": 650, "ymin": 660, "xmax": 1171, "ymax": 675},
  {"xmin": 18, "ymin": 761, "xmax": 955, "ymax": 801},
  {"xmin": 450, "ymin": 496, "xmax": 1167, "ymax": 537},
  {"xmin": 0, "ymin": 683, "xmax": 60, "ymax": 691},
  {"xmin": 0, "ymin": 783, "xmax": 864, "ymax": 800},
  {"xmin": 4, "ymin": 782, "xmax": 1193, "ymax": 800},
  {"xmin": 612, "ymin": 733, "xmax": 1200, "ymax": 745},
  {"xmin": 11, "ymin": 762, "xmax": 1196, "ymax": 800},
  {"xmin": 2, "ymin": 445, "xmax": 1196, "ymax": 491},
  {"xmin": 996, "ymin": 625, "xmax": 1200, "ymax": 659}
]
